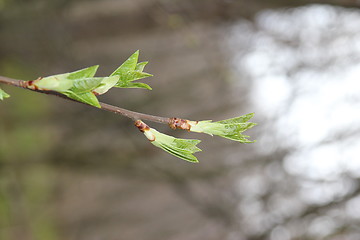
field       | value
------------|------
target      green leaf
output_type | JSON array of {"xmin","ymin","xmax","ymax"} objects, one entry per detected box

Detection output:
[
  {"xmin": 189, "ymin": 113, "xmax": 256, "ymax": 143},
  {"xmin": 110, "ymin": 51, "xmax": 152, "ymax": 90},
  {"xmin": 110, "ymin": 50, "xmax": 139, "ymax": 76},
  {"xmin": 144, "ymin": 128, "xmax": 201, "ymax": 163},
  {"xmin": 217, "ymin": 113, "xmax": 255, "ymax": 124},
  {"xmin": 116, "ymin": 81, "xmax": 152, "ymax": 90},
  {"xmin": 0, "ymin": 87, "xmax": 10, "ymax": 100},
  {"xmin": 135, "ymin": 62, "xmax": 148, "ymax": 72},
  {"xmin": 92, "ymin": 76, "xmax": 119, "ymax": 95},
  {"xmin": 221, "ymin": 134, "xmax": 255, "ymax": 143},
  {"xmin": 67, "ymin": 65, "xmax": 99, "ymax": 79},
  {"xmin": 115, "ymin": 71, "xmax": 152, "ymax": 89},
  {"xmin": 63, "ymin": 91, "xmax": 101, "ymax": 108},
  {"xmin": 123, "ymin": 71, "xmax": 153, "ymax": 82},
  {"xmin": 71, "ymin": 77, "xmax": 105, "ymax": 93},
  {"xmin": 33, "ymin": 65, "xmax": 99, "ymax": 92},
  {"xmin": 33, "ymin": 75, "xmax": 73, "ymax": 92}
]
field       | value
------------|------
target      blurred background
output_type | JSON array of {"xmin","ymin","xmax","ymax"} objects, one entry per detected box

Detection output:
[{"xmin": 1, "ymin": 0, "xmax": 360, "ymax": 239}]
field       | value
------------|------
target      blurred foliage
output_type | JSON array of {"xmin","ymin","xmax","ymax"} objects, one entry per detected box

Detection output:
[{"xmin": 0, "ymin": 60, "xmax": 57, "ymax": 240}]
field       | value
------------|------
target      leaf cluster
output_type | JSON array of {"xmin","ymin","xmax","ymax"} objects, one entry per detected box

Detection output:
[
  {"xmin": 147, "ymin": 128, "xmax": 202, "ymax": 163},
  {"xmin": 138, "ymin": 113, "xmax": 256, "ymax": 163},
  {"xmin": 190, "ymin": 113, "xmax": 257, "ymax": 143},
  {"xmin": 32, "ymin": 50, "xmax": 152, "ymax": 107}
]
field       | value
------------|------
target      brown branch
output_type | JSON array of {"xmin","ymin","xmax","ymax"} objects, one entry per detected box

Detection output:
[
  {"xmin": 0, "ymin": 76, "xmax": 24, "ymax": 88},
  {"xmin": 0, "ymin": 75, "xmax": 170, "ymax": 124}
]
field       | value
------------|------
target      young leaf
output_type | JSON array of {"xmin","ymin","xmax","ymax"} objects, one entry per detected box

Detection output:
[
  {"xmin": 110, "ymin": 51, "xmax": 152, "ymax": 90},
  {"xmin": 71, "ymin": 77, "xmax": 105, "ymax": 93},
  {"xmin": 0, "ymin": 87, "xmax": 10, "ymax": 100},
  {"xmin": 33, "ymin": 75, "xmax": 74, "ymax": 92},
  {"xmin": 67, "ymin": 65, "xmax": 99, "ymax": 80},
  {"xmin": 188, "ymin": 113, "xmax": 257, "ymax": 143},
  {"xmin": 135, "ymin": 120, "xmax": 201, "ymax": 163},
  {"xmin": 149, "ymin": 129, "xmax": 201, "ymax": 163},
  {"xmin": 63, "ymin": 91, "xmax": 101, "ymax": 108},
  {"xmin": 135, "ymin": 62, "xmax": 148, "ymax": 72},
  {"xmin": 217, "ymin": 113, "xmax": 255, "ymax": 124},
  {"xmin": 110, "ymin": 50, "xmax": 139, "ymax": 76},
  {"xmin": 118, "ymin": 71, "xmax": 153, "ymax": 82},
  {"xmin": 92, "ymin": 76, "xmax": 119, "ymax": 95},
  {"xmin": 116, "ymin": 81, "xmax": 152, "ymax": 90},
  {"xmin": 33, "ymin": 65, "xmax": 100, "ymax": 92},
  {"xmin": 115, "ymin": 72, "xmax": 153, "ymax": 89}
]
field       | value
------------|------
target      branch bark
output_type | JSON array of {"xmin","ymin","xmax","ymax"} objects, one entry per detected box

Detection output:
[{"xmin": 0, "ymin": 75, "xmax": 171, "ymax": 124}]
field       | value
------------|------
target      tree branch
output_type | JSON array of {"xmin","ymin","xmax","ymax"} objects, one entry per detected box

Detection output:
[{"xmin": 0, "ymin": 75, "xmax": 170, "ymax": 124}]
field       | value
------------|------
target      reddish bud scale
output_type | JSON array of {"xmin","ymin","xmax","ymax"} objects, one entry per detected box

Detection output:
[
  {"xmin": 92, "ymin": 91, "xmax": 100, "ymax": 96},
  {"xmin": 26, "ymin": 80, "xmax": 37, "ymax": 90},
  {"xmin": 134, "ymin": 120, "xmax": 150, "ymax": 133},
  {"xmin": 169, "ymin": 118, "xmax": 192, "ymax": 131},
  {"xmin": 23, "ymin": 77, "xmax": 42, "ymax": 90}
]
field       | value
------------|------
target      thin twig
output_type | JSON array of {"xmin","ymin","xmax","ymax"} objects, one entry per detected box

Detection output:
[
  {"xmin": 0, "ymin": 76, "xmax": 24, "ymax": 87},
  {"xmin": 0, "ymin": 75, "xmax": 170, "ymax": 124}
]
